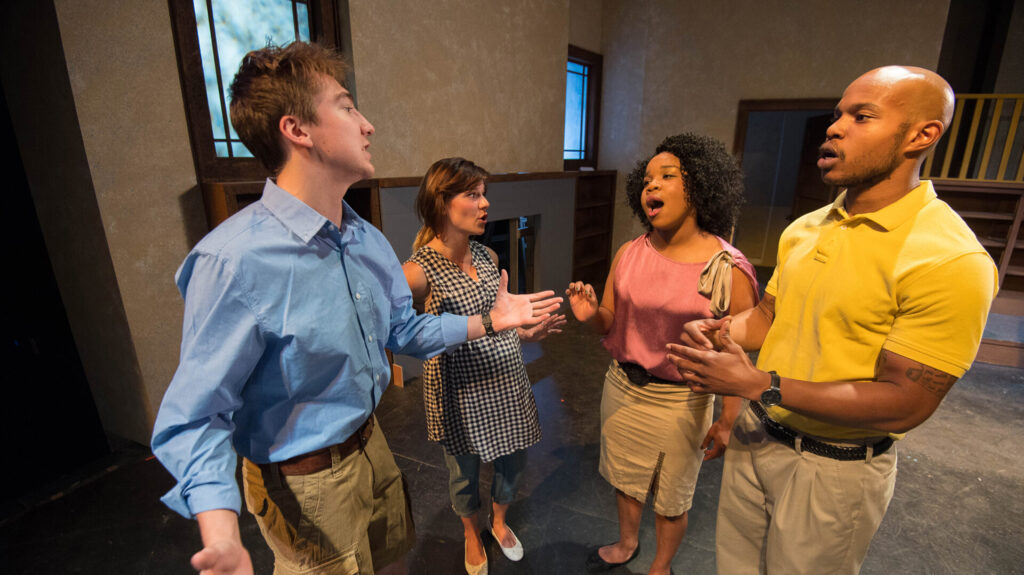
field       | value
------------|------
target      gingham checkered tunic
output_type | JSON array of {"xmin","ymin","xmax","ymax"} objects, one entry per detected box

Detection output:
[{"xmin": 408, "ymin": 242, "xmax": 541, "ymax": 461}]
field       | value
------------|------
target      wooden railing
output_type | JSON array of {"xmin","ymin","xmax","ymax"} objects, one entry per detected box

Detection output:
[
  {"xmin": 923, "ymin": 94, "xmax": 1024, "ymax": 182},
  {"xmin": 926, "ymin": 94, "xmax": 1024, "ymax": 293}
]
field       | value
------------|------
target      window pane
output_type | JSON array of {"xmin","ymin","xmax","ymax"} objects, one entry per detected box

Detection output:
[
  {"xmin": 296, "ymin": 2, "xmax": 310, "ymax": 40},
  {"xmin": 194, "ymin": 0, "xmax": 225, "ymax": 142},
  {"xmin": 231, "ymin": 141, "xmax": 255, "ymax": 158},
  {"xmin": 195, "ymin": 0, "xmax": 312, "ymax": 158},
  {"xmin": 564, "ymin": 64, "xmax": 588, "ymax": 160}
]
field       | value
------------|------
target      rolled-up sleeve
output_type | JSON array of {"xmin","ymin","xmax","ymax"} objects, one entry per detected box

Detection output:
[{"xmin": 151, "ymin": 253, "xmax": 264, "ymax": 518}]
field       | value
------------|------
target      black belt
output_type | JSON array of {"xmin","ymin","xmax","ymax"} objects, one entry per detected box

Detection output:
[
  {"xmin": 617, "ymin": 361, "xmax": 683, "ymax": 386},
  {"xmin": 749, "ymin": 402, "xmax": 893, "ymax": 461}
]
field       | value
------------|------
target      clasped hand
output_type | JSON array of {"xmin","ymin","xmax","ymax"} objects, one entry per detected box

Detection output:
[{"xmin": 666, "ymin": 317, "xmax": 766, "ymax": 400}]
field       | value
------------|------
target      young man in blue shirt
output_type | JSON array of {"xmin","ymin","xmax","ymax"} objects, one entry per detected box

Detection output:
[{"xmin": 152, "ymin": 42, "xmax": 561, "ymax": 575}]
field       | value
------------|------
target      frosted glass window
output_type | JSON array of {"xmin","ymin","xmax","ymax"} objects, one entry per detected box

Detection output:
[
  {"xmin": 564, "ymin": 61, "xmax": 589, "ymax": 160},
  {"xmin": 194, "ymin": 0, "xmax": 311, "ymax": 158}
]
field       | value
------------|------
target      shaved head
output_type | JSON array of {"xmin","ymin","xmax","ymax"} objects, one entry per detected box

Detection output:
[
  {"xmin": 852, "ymin": 65, "xmax": 955, "ymax": 129},
  {"xmin": 819, "ymin": 66, "xmax": 955, "ymax": 198}
]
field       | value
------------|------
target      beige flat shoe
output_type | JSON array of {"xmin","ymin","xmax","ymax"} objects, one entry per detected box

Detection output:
[
  {"xmin": 465, "ymin": 539, "xmax": 488, "ymax": 575},
  {"xmin": 489, "ymin": 517, "xmax": 524, "ymax": 562}
]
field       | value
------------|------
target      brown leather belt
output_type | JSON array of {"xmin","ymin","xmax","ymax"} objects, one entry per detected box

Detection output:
[{"xmin": 272, "ymin": 417, "xmax": 375, "ymax": 476}]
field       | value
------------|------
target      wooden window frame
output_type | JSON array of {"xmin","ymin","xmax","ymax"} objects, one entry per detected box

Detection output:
[
  {"xmin": 564, "ymin": 44, "xmax": 603, "ymax": 171},
  {"xmin": 167, "ymin": 0, "xmax": 351, "ymax": 183}
]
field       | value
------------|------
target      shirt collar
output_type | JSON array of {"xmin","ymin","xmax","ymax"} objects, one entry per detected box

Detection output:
[
  {"xmin": 260, "ymin": 179, "xmax": 329, "ymax": 244},
  {"xmin": 827, "ymin": 180, "xmax": 936, "ymax": 231}
]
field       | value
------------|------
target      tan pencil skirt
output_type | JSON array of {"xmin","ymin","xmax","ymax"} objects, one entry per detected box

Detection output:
[{"xmin": 598, "ymin": 360, "xmax": 714, "ymax": 517}]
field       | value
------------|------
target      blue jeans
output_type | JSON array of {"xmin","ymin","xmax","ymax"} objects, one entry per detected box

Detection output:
[{"xmin": 442, "ymin": 448, "xmax": 527, "ymax": 517}]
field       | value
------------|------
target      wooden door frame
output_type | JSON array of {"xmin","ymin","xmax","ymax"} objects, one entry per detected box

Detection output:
[{"xmin": 732, "ymin": 98, "xmax": 838, "ymax": 165}]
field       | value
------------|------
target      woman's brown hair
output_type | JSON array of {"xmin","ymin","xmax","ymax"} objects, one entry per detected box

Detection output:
[{"xmin": 413, "ymin": 157, "xmax": 490, "ymax": 251}]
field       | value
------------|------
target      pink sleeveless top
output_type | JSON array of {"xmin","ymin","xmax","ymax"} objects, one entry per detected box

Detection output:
[{"xmin": 602, "ymin": 234, "xmax": 759, "ymax": 381}]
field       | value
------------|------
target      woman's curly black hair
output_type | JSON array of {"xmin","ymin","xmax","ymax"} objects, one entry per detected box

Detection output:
[{"xmin": 625, "ymin": 133, "xmax": 744, "ymax": 239}]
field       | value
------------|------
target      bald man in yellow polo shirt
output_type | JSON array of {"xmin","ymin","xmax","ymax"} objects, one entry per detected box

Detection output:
[{"xmin": 667, "ymin": 66, "xmax": 998, "ymax": 574}]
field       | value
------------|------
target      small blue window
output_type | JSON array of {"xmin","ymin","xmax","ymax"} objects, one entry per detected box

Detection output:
[{"xmin": 564, "ymin": 61, "xmax": 589, "ymax": 161}]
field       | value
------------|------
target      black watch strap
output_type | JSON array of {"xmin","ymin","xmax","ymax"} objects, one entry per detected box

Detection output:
[
  {"xmin": 760, "ymin": 370, "xmax": 782, "ymax": 407},
  {"xmin": 482, "ymin": 311, "xmax": 497, "ymax": 337}
]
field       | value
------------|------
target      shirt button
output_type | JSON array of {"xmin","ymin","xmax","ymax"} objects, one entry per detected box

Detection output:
[
  {"xmin": 355, "ymin": 293, "xmax": 361, "ymax": 300},
  {"xmin": 841, "ymin": 225, "xmax": 848, "ymax": 229},
  {"xmin": 368, "ymin": 335, "xmax": 374, "ymax": 342}
]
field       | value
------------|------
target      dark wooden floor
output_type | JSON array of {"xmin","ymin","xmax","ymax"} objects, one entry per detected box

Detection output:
[{"xmin": 3, "ymin": 322, "xmax": 1023, "ymax": 574}]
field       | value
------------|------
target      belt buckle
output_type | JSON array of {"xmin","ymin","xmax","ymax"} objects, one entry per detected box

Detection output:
[
  {"xmin": 357, "ymin": 418, "xmax": 373, "ymax": 446},
  {"xmin": 619, "ymin": 362, "xmax": 650, "ymax": 386}
]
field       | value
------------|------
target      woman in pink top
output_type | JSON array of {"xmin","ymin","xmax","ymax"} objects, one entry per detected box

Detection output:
[{"xmin": 568, "ymin": 133, "xmax": 758, "ymax": 575}]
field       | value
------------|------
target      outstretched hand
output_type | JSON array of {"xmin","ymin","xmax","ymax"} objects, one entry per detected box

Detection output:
[
  {"xmin": 666, "ymin": 319, "xmax": 766, "ymax": 399},
  {"xmin": 565, "ymin": 281, "xmax": 599, "ymax": 322},
  {"xmin": 491, "ymin": 270, "xmax": 563, "ymax": 332},
  {"xmin": 518, "ymin": 313, "xmax": 567, "ymax": 342}
]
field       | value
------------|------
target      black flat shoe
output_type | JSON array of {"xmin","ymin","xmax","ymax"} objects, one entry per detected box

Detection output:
[{"xmin": 585, "ymin": 542, "xmax": 640, "ymax": 572}]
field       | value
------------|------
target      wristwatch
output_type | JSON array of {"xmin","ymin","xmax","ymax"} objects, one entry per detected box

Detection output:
[
  {"xmin": 760, "ymin": 371, "xmax": 782, "ymax": 407},
  {"xmin": 482, "ymin": 310, "xmax": 497, "ymax": 337}
]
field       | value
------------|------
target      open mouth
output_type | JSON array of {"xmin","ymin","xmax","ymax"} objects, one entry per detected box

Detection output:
[
  {"xmin": 817, "ymin": 145, "xmax": 839, "ymax": 168},
  {"xmin": 479, "ymin": 212, "xmax": 488, "ymax": 224},
  {"xmin": 645, "ymin": 197, "xmax": 664, "ymax": 218}
]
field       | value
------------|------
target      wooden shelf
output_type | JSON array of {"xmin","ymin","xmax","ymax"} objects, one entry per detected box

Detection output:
[
  {"xmin": 1006, "ymin": 265, "xmax": 1024, "ymax": 278},
  {"xmin": 959, "ymin": 211, "xmax": 1014, "ymax": 221},
  {"xmin": 934, "ymin": 180, "xmax": 1024, "ymax": 293},
  {"xmin": 575, "ymin": 228, "xmax": 611, "ymax": 241},
  {"xmin": 576, "ymin": 199, "xmax": 614, "ymax": 209},
  {"xmin": 573, "ymin": 253, "xmax": 610, "ymax": 268},
  {"xmin": 979, "ymin": 237, "xmax": 1008, "ymax": 248},
  {"xmin": 571, "ymin": 171, "xmax": 616, "ymax": 293}
]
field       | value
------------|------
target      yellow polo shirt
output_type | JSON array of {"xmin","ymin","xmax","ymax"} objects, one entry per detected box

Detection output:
[{"xmin": 759, "ymin": 181, "xmax": 997, "ymax": 439}]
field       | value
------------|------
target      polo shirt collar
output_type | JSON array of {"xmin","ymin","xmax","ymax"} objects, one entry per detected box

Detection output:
[
  {"xmin": 827, "ymin": 180, "xmax": 936, "ymax": 231},
  {"xmin": 260, "ymin": 178, "xmax": 329, "ymax": 244}
]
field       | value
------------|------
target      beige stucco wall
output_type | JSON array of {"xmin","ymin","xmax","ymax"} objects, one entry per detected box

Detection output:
[
  {"xmin": 569, "ymin": 0, "xmax": 603, "ymax": 54},
  {"xmin": 53, "ymin": 0, "xmax": 202, "ymax": 443},
  {"xmin": 347, "ymin": 0, "xmax": 569, "ymax": 177},
  {"xmin": 600, "ymin": 0, "xmax": 952, "ymax": 250}
]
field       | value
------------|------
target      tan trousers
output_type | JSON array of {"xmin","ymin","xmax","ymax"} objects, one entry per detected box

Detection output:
[
  {"xmin": 242, "ymin": 416, "xmax": 415, "ymax": 574},
  {"xmin": 716, "ymin": 406, "xmax": 897, "ymax": 575}
]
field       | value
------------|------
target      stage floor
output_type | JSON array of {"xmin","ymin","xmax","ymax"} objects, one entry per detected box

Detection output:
[{"xmin": 3, "ymin": 321, "xmax": 1022, "ymax": 574}]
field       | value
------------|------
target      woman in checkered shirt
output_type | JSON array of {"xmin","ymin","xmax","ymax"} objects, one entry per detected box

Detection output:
[{"xmin": 402, "ymin": 157, "xmax": 566, "ymax": 575}]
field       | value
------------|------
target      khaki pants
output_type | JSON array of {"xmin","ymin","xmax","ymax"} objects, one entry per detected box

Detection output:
[
  {"xmin": 717, "ymin": 406, "xmax": 897, "ymax": 575},
  {"xmin": 242, "ymin": 416, "xmax": 415, "ymax": 574}
]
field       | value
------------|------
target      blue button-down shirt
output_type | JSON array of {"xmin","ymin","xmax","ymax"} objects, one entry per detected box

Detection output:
[{"xmin": 152, "ymin": 180, "xmax": 467, "ymax": 518}]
